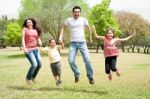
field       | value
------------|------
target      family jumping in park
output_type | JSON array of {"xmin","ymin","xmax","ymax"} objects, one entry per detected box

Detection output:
[{"xmin": 22, "ymin": 6, "xmax": 135, "ymax": 86}]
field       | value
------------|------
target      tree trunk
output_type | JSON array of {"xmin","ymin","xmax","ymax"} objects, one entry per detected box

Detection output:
[
  {"xmin": 144, "ymin": 48, "xmax": 146, "ymax": 53},
  {"xmin": 132, "ymin": 46, "xmax": 135, "ymax": 53},
  {"xmin": 121, "ymin": 44, "xmax": 125, "ymax": 52},
  {"xmin": 137, "ymin": 48, "xmax": 140, "ymax": 53},
  {"xmin": 146, "ymin": 47, "xmax": 149, "ymax": 53},
  {"xmin": 96, "ymin": 43, "xmax": 100, "ymax": 53},
  {"xmin": 127, "ymin": 48, "xmax": 130, "ymax": 52}
]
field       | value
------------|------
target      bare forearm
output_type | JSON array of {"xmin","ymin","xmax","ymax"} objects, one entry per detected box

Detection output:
[
  {"xmin": 38, "ymin": 38, "xmax": 42, "ymax": 47},
  {"xmin": 59, "ymin": 25, "xmax": 66, "ymax": 41}
]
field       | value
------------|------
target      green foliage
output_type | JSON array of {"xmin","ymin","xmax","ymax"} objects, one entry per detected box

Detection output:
[
  {"xmin": 89, "ymin": 0, "xmax": 121, "ymax": 36},
  {"xmin": 4, "ymin": 23, "xmax": 21, "ymax": 46},
  {"xmin": 114, "ymin": 11, "xmax": 150, "ymax": 52},
  {"xmin": 0, "ymin": 15, "xmax": 8, "ymax": 39},
  {"xmin": 18, "ymin": 0, "xmax": 90, "ymax": 44}
]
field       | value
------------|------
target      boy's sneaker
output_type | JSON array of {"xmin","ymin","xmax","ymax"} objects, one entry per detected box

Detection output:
[
  {"xmin": 58, "ymin": 80, "xmax": 62, "ymax": 84},
  {"xmin": 89, "ymin": 78, "xmax": 94, "ymax": 84},
  {"xmin": 75, "ymin": 77, "xmax": 79, "ymax": 83},
  {"xmin": 56, "ymin": 80, "xmax": 62, "ymax": 86}
]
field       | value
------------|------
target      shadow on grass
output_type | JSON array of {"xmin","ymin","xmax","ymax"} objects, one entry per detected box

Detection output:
[
  {"xmin": 6, "ymin": 54, "xmax": 25, "ymax": 59},
  {"xmin": 5, "ymin": 52, "xmax": 68, "ymax": 59},
  {"xmin": 8, "ymin": 85, "xmax": 108, "ymax": 96}
]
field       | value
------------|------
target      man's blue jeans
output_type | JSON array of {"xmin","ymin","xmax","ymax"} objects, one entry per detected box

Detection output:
[
  {"xmin": 25, "ymin": 49, "xmax": 42, "ymax": 80},
  {"xmin": 68, "ymin": 42, "xmax": 93, "ymax": 79}
]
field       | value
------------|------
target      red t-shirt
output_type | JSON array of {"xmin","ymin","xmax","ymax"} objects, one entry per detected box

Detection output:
[
  {"xmin": 22, "ymin": 28, "xmax": 38, "ymax": 50},
  {"xmin": 103, "ymin": 37, "xmax": 119, "ymax": 57}
]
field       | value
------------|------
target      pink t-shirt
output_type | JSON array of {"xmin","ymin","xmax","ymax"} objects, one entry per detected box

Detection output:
[
  {"xmin": 103, "ymin": 37, "xmax": 119, "ymax": 57},
  {"xmin": 22, "ymin": 28, "xmax": 38, "ymax": 50}
]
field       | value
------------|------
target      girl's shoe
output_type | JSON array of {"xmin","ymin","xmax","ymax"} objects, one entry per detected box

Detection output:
[
  {"xmin": 108, "ymin": 74, "xmax": 112, "ymax": 80},
  {"xmin": 116, "ymin": 69, "xmax": 121, "ymax": 77}
]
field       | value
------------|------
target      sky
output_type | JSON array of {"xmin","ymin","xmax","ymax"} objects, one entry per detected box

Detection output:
[{"xmin": 0, "ymin": 0, "xmax": 150, "ymax": 21}]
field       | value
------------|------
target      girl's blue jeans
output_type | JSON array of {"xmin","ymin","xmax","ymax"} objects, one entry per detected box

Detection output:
[{"xmin": 25, "ymin": 49, "xmax": 42, "ymax": 80}]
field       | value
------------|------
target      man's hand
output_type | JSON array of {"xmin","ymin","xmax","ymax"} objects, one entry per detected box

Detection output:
[{"xmin": 89, "ymin": 37, "xmax": 93, "ymax": 44}]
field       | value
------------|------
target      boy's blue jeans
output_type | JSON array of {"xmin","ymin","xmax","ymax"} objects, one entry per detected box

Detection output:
[
  {"xmin": 25, "ymin": 49, "xmax": 42, "ymax": 80},
  {"xmin": 68, "ymin": 42, "xmax": 93, "ymax": 79}
]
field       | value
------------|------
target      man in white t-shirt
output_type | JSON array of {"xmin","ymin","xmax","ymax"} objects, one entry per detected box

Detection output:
[{"xmin": 59, "ymin": 6, "xmax": 94, "ymax": 84}]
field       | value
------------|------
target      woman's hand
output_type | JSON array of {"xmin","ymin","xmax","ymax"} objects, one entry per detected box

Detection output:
[{"xmin": 24, "ymin": 48, "xmax": 28, "ymax": 54}]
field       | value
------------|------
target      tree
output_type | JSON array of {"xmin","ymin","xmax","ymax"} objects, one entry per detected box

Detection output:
[
  {"xmin": 18, "ymin": 0, "xmax": 90, "ymax": 46},
  {"xmin": 114, "ymin": 11, "xmax": 150, "ymax": 53},
  {"xmin": 4, "ymin": 22, "xmax": 22, "ymax": 49},
  {"xmin": 89, "ymin": 0, "xmax": 121, "ymax": 52}
]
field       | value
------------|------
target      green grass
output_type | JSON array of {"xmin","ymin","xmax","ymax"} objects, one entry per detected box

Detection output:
[{"xmin": 0, "ymin": 47, "xmax": 150, "ymax": 99}]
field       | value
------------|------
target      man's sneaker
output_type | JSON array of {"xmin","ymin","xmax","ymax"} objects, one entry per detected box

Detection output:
[
  {"xmin": 26, "ymin": 79, "xmax": 32, "ymax": 85},
  {"xmin": 89, "ymin": 78, "xmax": 94, "ymax": 84},
  {"xmin": 75, "ymin": 77, "xmax": 79, "ymax": 83}
]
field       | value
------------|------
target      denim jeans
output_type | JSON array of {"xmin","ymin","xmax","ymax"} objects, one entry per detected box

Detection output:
[
  {"xmin": 25, "ymin": 49, "xmax": 42, "ymax": 80},
  {"xmin": 68, "ymin": 42, "xmax": 93, "ymax": 79}
]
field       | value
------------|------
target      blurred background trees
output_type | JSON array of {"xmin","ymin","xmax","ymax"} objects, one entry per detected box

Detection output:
[{"xmin": 0, "ymin": 0, "xmax": 150, "ymax": 54}]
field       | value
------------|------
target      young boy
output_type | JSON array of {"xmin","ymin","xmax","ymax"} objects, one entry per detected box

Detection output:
[{"xmin": 40, "ymin": 39, "xmax": 64, "ymax": 86}]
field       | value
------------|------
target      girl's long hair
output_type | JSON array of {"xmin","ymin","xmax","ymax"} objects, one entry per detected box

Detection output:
[{"xmin": 22, "ymin": 18, "xmax": 42, "ymax": 36}]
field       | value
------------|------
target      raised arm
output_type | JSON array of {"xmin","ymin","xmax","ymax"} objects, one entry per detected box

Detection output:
[
  {"xmin": 57, "ymin": 40, "xmax": 65, "ymax": 49},
  {"xmin": 92, "ymin": 25, "xmax": 105, "ymax": 40},
  {"xmin": 115, "ymin": 29, "xmax": 136, "ymax": 42}
]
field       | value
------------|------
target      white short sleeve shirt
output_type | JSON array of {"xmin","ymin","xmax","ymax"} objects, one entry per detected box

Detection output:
[{"xmin": 64, "ymin": 17, "xmax": 89, "ymax": 42}]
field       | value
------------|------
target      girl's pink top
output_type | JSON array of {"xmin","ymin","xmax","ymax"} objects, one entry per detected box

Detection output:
[
  {"xmin": 103, "ymin": 37, "xmax": 119, "ymax": 57},
  {"xmin": 23, "ymin": 28, "xmax": 38, "ymax": 50}
]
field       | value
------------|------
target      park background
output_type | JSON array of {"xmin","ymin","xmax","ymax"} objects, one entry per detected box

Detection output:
[{"xmin": 0, "ymin": 0, "xmax": 150, "ymax": 99}]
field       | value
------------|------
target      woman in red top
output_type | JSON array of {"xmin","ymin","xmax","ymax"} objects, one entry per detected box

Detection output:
[
  {"xmin": 92, "ymin": 25, "xmax": 135, "ymax": 80},
  {"xmin": 22, "ymin": 18, "xmax": 42, "ymax": 85}
]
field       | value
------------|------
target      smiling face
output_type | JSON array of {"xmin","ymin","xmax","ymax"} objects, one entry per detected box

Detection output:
[
  {"xmin": 72, "ymin": 8, "xmax": 81, "ymax": 19},
  {"xmin": 105, "ymin": 30, "xmax": 115, "ymax": 40},
  {"xmin": 26, "ymin": 20, "xmax": 33, "ymax": 29},
  {"xmin": 49, "ymin": 39, "xmax": 56, "ymax": 48}
]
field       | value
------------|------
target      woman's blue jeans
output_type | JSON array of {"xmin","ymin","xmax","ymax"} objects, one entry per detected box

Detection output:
[
  {"xmin": 25, "ymin": 49, "xmax": 42, "ymax": 80},
  {"xmin": 68, "ymin": 42, "xmax": 93, "ymax": 79}
]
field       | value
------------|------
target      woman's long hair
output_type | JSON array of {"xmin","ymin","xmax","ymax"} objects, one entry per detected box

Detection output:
[{"xmin": 22, "ymin": 18, "xmax": 42, "ymax": 36}]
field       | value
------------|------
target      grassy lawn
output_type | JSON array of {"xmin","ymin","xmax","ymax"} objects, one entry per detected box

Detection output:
[{"xmin": 0, "ymin": 47, "xmax": 150, "ymax": 99}]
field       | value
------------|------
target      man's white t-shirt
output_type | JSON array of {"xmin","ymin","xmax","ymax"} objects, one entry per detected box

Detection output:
[{"xmin": 64, "ymin": 17, "xmax": 89, "ymax": 42}]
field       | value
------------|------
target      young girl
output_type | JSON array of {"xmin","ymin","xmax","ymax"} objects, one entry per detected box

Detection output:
[
  {"xmin": 22, "ymin": 18, "xmax": 42, "ymax": 85},
  {"xmin": 92, "ymin": 25, "xmax": 135, "ymax": 80},
  {"xmin": 40, "ymin": 39, "xmax": 64, "ymax": 86}
]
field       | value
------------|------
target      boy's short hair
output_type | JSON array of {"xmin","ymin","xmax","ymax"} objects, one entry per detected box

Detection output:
[
  {"xmin": 72, "ymin": 6, "xmax": 81, "ymax": 12},
  {"xmin": 49, "ymin": 39, "xmax": 56, "ymax": 43}
]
